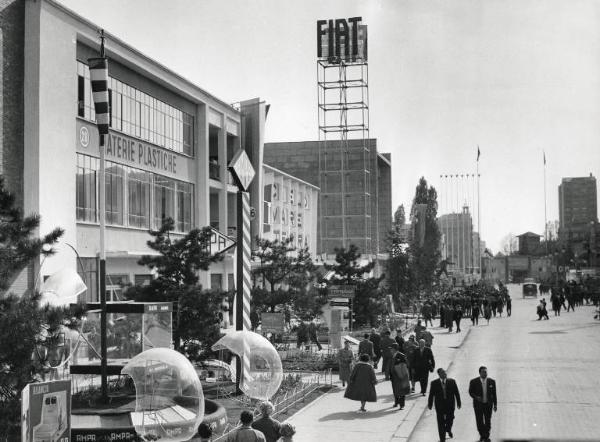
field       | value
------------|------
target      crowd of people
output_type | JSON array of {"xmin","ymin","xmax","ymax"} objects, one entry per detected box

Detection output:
[
  {"xmin": 197, "ymin": 401, "xmax": 296, "ymax": 442},
  {"xmin": 537, "ymin": 279, "xmax": 600, "ymax": 319},
  {"xmin": 417, "ymin": 282, "xmax": 513, "ymax": 330},
  {"xmin": 337, "ymin": 325, "xmax": 497, "ymax": 442}
]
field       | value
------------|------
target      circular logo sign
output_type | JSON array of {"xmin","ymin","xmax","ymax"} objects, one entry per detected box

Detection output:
[{"xmin": 79, "ymin": 126, "xmax": 90, "ymax": 148}]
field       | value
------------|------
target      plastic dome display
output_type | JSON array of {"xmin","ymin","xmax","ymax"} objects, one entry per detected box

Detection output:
[
  {"xmin": 212, "ymin": 330, "xmax": 283, "ymax": 400},
  {"xmin": 122, "ymin": 348, "xmax": 204, "ymax": 441},
  {"xmin": 39, "ymin": 268, "xmax": 86, "ymax": 307}
]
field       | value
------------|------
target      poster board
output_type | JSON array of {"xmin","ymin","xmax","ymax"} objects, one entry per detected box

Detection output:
[
  {"xmin": 21, "ymin": 380, "xmax": 71, "ymax": 442},
  {"xmin": 329, "ymin": 309, "xmax": 343, "ymax": 350},
  {"xmin": 261, "ymin": 313, "xmax": 285, "ymax": 333}
]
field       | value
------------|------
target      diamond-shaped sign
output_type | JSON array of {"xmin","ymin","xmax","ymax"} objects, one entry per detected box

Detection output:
[{"xmin": 228, "ymin": 149, "xmax": 255, "ymax": 191}]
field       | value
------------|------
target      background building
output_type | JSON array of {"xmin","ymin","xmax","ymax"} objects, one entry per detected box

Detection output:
[
  {"xmin": 263, "ymin": 139, "xmax": 392, "ymax": 261},
  {"xmin": 558, "ymin": 174, "xmax": 599, "ymax": 267},
  {"xmin": 517, "ymin": 232, "xmax": 541, "ymax": 255},
  {"xmin": 558, "ymin": 175, "xmax": 597, "ymax": 229},
  {"xmin": 0, "ymin": 0, "xmax": 275, "ymax": 299},
  {"xmin": 261, "ymin": 164, "xmax": 319, "ymax": 255},
  {"xmin": 437, "ymin": 205, "xmax": 474, "ymax": 279}
]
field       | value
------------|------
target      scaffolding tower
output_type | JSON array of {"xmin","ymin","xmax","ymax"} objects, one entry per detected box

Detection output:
[{"xmin": 317, "ymin": 58, "xmax": 372, "ymax": 257}]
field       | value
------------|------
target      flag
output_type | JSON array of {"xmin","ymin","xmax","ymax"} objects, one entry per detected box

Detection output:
[
  {"xmin": 543, "ymin": 151, "xmax": 546, "ymax": 166},
  {"xmin": 88, "ymin": 57, "xmax": 110, "ymax": 135},
  {"xmin": 477, "ymin": 145, "xmax": 481, "ymax": 162}
]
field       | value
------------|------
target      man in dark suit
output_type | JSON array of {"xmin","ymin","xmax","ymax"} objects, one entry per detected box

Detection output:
[
  {"xmin": 468, "ymin": 366, "xmax": 497, "ymax": 442},
  {"xmin": 369, "ymin": 328, "xmax": 382, "ymax": 369},
  {"xmin": 410, "ymin": 339, "xmax": 435, "ymax": 395},
  {"xmin": 358, "ymin": 333, "xmax": 374, "ymax": 361},
  {"xmin": 380, "ymin": 330, "xmax": 396, "ymax": 380},
  {"xmin": 428, "ymin": 368, "xmax": 461, "ymax": 442}
]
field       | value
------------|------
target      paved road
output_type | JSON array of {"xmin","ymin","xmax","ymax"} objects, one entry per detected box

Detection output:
[{"xmin": 410, "ymin": 285, "xmax": 600, "ymax": 442}]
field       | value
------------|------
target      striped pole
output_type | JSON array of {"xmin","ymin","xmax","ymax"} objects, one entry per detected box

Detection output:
[
  {"xmin": 88, "ymin": 31, "xmax": 110, "ymax": 402},
  {"xmin": 236, "ymin": 191, "xmax": 252, "ymax": 391}
]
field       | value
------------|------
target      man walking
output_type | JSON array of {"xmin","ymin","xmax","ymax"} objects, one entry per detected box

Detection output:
[
  {"xmin": 369, "ymin": 328, "xmax": 382, "ymax": 369},
  {"xmin": 380, "ymin": 330, "xmax": 396, "ymax": 380},
  {"xmin": 358, "ymin": 333, "xmax": 374, "ymax": 361},
  {"xmin": 471, "ymin": 300, "xmax": 480, "ymax": 325},
  {"xmin": 506, "ymin": 294, "xmax": 512, "ymax": 317},
  {"xmin": 410, "ymin": 339, "xmax": 435, "ymax": 395},
  {"xmin": 428, "ymin": 368, "xmax": 461, "ymax": 442},
  {"xmin": 468, "ymin": 366, "xmax": 497, "ymax": 442}
]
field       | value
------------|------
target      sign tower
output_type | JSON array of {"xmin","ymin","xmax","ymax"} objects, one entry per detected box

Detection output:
[{"xmin": 317, "ymin": 18, "xmax": 371, "ymax": 257}]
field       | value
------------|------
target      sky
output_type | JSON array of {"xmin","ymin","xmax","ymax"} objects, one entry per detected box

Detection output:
[{"xmin": 58, "ymin": 0, "xmax": 600, "ymax": 253}]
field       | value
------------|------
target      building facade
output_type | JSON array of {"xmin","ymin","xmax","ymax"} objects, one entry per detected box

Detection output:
[
  {"xmin": 261, "ymin": 164, "xmax": 319, "ymax": 254},
  {"xmin": 263, "ymin": 139, "xmax": 392, "ymax": 260},
  {"xmin": 558, "ymin": 175, "xmax": 598, "ymax": 229},
  {"xmin": 517, "ymin": 232, "xmax": 541, "ymax": 255},
  {"xmin": 0, "ymin": 0, "xmax": 274, "ymax": 299},
  {"xmin": 437, "ymin": 206, "xmax": 474, "ymax": 277},
  {"xmin": 558, "ymin": 175, "xmax": 599, "ymax": 267}
]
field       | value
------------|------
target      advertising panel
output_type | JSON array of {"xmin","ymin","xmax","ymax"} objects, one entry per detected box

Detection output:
[
  {"xmin": 261, "ymin": 312, "xmax": 285, "ymax": 333},
  {"xmin": 329, "ymin": 309, "xmax": 343, "ymax": 350},
  {"xmin": 327, "ymin": 285, "xmax": 356, "ymax": 299},
  {"xmin": 317, "ymin": 17, "xmax": 368, "ymax": 64},
  {"xmin": 22, "ymin": 380, "xmax": 71, "ymax": 442}
]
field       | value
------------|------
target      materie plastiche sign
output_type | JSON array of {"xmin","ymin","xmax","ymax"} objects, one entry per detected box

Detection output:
[{"xmin": 77, "ymin": 119, "xmax": 193, "ymax": 181}]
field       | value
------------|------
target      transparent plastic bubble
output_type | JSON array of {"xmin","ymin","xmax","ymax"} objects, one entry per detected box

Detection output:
[
  {"xmin": 39, "ymin": 267, "xmax": 86, "ymax": 307},
  {"xmin": 122, "ymin": 348, "xmax": 204, "ymax": 441},
  {"xmin": 212, "ymin": 330, "xmax": 282, "ymax": 400}
]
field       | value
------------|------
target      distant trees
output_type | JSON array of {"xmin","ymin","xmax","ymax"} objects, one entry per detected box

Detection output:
[
  {"xmin": 500, "ymin": 233, "xmax": 518, "ymax": 255},
  {"xmin": 386, "ymin": 205, "xmax": 411, "ymax": 306},
  {"xmin": 385, "ymin": 178, "xmax": 441, "ymax": 305},
  {"xmin": 408, "ymin": 177, "xmax": 441, "ymax": 293}
]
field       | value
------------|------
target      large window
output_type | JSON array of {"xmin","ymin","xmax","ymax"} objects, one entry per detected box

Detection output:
[
  {"xmin": 176, "ymin": 181, "xmax": 193, "ymax": 232},
  {"xmin": 77, "ymin": 61, "xmax": 194, "ymax": 156},
  {"xmin": 76, "ymin": 154, "xmax": 193, "ymax": 232},
  {"xmin": 105, "ymin": 162, "xmax": 124, "ymax": 226},
  {"xmin": 76, "ymin": 154, "xmax": 99, "ymax": 222},
  {"xmin": 127, "ymin": 167, "xmax": 150, "ymax": 228},
  {"xmin": 153, "ymin": 176, "xmax": 175, "ymax": 229}
]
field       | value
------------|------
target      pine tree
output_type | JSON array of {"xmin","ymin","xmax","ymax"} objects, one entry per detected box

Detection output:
[
  {"xmin": 251, "ymin": 236, "xmax": 316, "ymax": 313},
  {"xmin": 125, "ymin": 218, "xmax": 224, "ymax": 358},
  {"xmin": 393, "ymin": 204, "xmax": 406, "ymax": 229},
  {"xmin": 325, "ymin": 245, "xmax": 385, "ymax": 327},
  {"xmin": 0, "ymin": 176, "xmax": 67, "ymax": 436}
]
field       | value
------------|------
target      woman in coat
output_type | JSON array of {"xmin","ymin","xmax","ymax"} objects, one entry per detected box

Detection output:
[
  {"xmin": 344, "ymin": 353, "xmax": 377, "ymax": 412},
  {"xmin": 337, "ymin": 340, "xmax": 354, "ymax": 387},
  {"xmin": 389, "ymin": 352, "xmax": 410, "ymax": 409}
]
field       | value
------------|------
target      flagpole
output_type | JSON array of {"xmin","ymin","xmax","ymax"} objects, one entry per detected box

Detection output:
[
  {"xmin": 477, "ymin": 146, "xmax": 481, "ymax": 279},
  {"xmin": 544, "ymin": 151, "xmax": 548, "ymax": 254}
]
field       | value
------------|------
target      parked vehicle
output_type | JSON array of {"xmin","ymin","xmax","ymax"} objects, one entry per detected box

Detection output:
[{"xmin": 523, "ymin": 278, "xmax": 538, "ymax": 298}]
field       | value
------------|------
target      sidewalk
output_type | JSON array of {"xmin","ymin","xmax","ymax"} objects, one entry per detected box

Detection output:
[{"xmin": 284, "ymin": 321, "xmax": 473, "ymax": 441}]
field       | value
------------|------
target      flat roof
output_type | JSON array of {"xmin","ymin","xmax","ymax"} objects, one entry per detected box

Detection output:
[
  {"xmin": 50, "ymin": 0, "xmax": 240, "ymax": 115},
  {"xmin": 263, "ymin": 163, "xmax": 320, "ymax": 190}
]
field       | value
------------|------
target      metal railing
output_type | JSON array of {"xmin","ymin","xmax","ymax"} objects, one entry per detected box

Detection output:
[{"xmin": 212, "ymin": 369, "xmax": 332, "ymax": 441}]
